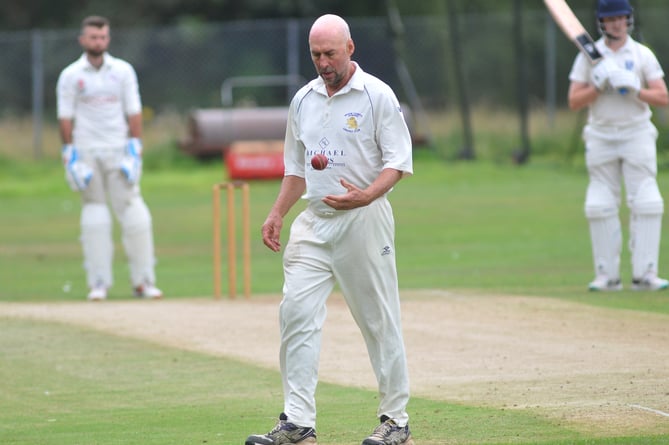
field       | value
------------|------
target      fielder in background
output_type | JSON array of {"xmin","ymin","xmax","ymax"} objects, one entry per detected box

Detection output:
[
  {"xmin": 56, "ymin": 15, "xmax": 162, "ymax": 301},
  {"xmin": 567, "ymin": 0, "xmax": 669, "ymax": 291},
  {"xmin": 247, "ymin": 14, "xmax": 414, "ymax": 445}
]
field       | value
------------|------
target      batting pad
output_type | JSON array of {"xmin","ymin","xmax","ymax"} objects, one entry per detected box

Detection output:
[
  {"xmin": 588, "ymin": 216, "xmax": 622, "ymax": 280},
  {"xmin": 628, "ymin": 178, "xmax": 664, "ymax": 278},
  {"xmin": 120, "ymin": 197, "xmax": 156, "ymax": 287},
  {"xmin": 80, "ymin": 203, "xmax": 113, "ymax": 288},
  {"xmin": 630, "ymin": 213, "xmax": 663, "ymax": 279}
]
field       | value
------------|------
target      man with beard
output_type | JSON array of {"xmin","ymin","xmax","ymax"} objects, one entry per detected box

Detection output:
[
  {"xmin": 56, "ymin": 16, "xmax": 162, "ymax": 301},
  {"xmin": 245, "ymin": 14, "xmax": 414, "ymax": 445}
]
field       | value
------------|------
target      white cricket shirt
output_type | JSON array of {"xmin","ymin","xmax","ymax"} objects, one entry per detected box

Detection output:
[
  {"xmin": 569, "ymin": 36, "xmax": 664, "ymax": 128},
  {"xmin": 284, "ymin": 62, "xmax": 413, "ymax": 214},
  {"xmin": 56, "ymin": 53, "xmax": 142, "ymax": 149}
]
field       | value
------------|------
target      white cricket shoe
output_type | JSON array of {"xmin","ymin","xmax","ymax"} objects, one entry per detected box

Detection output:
[
  {"xmin": 133, "ymin": 283, "xmax": 163, "ymax": 299},
  {"xmin": 87, "ymin": 286, "xmax": 108, "ymax": 301},
  {"xmin": 588, "ymin": 275, "xmax": 623, "ymax": 292},
  {"xmin": 631, "ymin": 275, "xmax": 669, "ymax": 291}
]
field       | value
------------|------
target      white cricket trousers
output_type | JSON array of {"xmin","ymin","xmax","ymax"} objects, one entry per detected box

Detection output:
[{"xmin": 280, "ymin": 197, "xmax": 410, "ymax": 429}]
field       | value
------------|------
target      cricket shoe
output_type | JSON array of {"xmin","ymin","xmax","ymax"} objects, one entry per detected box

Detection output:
[
  {"xmin": 631, "ymin": 275, "xmax": 669, "ymax": 291},
  {"xmin": 87, "ymin": 286, "xmax": 107, "ymax": 301},
  {"xmin": 362, "ymin": 415, "xmax": 414, "ymax": 445},
  {"xmin": 133, "ymin": 283, "xmax": 163, "ymax": 299},
  {"xmin": 588, "ymin": 275, "xmax": 622, "ymax": 292},
  {"xmin": 245, "ymin": 412, "xmax": 317, "ymax": 445}
]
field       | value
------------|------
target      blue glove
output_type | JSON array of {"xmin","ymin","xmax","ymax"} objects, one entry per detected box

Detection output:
[
  {"xmin": 120, "ymin": 138, "xmax": 143, "ymax": 184},
  {"xmin": 62, "ymin": 144, "xmax": 93, "ymax": 191}
]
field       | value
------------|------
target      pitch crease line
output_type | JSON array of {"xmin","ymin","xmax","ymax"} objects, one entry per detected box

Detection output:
[{"xmin": 628, "ymin": 404, "xmax": 669, "ymax": 417}]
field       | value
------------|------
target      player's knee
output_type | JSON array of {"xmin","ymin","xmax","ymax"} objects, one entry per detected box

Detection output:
[
  {"xmin": 584, "ymin": 181, "xmax": 618, "ymax": 219},
  {"xmin": 81, "ymin": 203, "xmax": 111, "ymax": 228},
  {"xmin": 631, "ymin": 178, "xmax": 664, "ymax": 215},
  {"xmin": 279, "ymin": 296, "xmax": 314, "ymax": 328},
  {"xmin": 121, "ymin": 197, "xmax": 152, "ymax": 233}
]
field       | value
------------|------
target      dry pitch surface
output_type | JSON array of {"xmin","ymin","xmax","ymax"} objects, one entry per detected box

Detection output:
[{"xmin": 1, "ymin": 290, "xmax": 668, "ymax": 437}]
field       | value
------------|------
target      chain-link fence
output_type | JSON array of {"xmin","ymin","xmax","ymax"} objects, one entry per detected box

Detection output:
[{"xmin": 2, "ymin": 9, "xmax": 669, "ymax": 159}]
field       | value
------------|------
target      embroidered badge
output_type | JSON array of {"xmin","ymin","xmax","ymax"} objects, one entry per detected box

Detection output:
[{"xmin": 343, "ymin": 112, "xmax": 362, "ymax": 133}]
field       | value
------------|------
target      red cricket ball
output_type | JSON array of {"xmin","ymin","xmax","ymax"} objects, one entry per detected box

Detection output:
[{"xmin": 310, "ymin": 153, "xmax": 328, "ymax": 170}]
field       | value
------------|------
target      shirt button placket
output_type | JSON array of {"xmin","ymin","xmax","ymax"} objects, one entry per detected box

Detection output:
[{"xmin": 323, "ymin": 99, "xmax": 331, "ymax": 128}]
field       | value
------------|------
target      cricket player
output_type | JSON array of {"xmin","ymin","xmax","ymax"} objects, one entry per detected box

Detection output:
[
  {"xmin": 56, "ymin": 16, "xmax": 162, "ymax": 301},
  {"xmin": 245, "ymin": 14, "xmax": 414, "ymax": 445},
  {"xmin": 568, "ymin": 0, "xmax": 669, "ymax": 291}
]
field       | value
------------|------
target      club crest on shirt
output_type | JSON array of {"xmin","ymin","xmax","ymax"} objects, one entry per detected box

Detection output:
[
  {"xmin": 343, "ymin": 112, "xmax": 362, "ymax": 133},
  {"xmin": 77, "ymin": 78, "xmax": 86, "ymax": 93},
  {"xmin": 625, "ymin": 60, "xmax": 634, "ymax": 71}
]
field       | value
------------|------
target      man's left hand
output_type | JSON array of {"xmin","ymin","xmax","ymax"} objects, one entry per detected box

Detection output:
[{"xmin": 322, "ymin": 179, "xmax": 371, "ymax": 210}]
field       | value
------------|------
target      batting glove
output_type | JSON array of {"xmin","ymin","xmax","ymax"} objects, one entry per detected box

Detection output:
[
  {"xmin": 62, "ymin": 144, "xmax": 93, "ymax": 191},
  {"xmin": 120, "ymin": 137, "xmax": 143, "ymax": 184},
  {"xmin": 608, "ymin": 69, "xmax": 642, "ymax": 96},
  {"xmin": 590, "ymin": 58, "xmax": 617, "ymax": 91}
]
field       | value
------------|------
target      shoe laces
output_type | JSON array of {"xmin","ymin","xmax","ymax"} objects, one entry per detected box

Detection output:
[
  {"xmin": 268, "ymin": 419, "xmax": 287, "ymax": 435},
  {"xmin": 369, "ymin": 417, "xmax": 399, "ymax": 440},
  {"xmin": 268, "ymin": 413, "xmax": 300, "ymax": 435}
]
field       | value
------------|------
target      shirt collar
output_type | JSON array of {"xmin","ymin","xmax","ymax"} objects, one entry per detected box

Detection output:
[
  {"xmin": 310, "ymin": 61, "xmax": 364, "ymax": 97},
  {"xmin": 597, "ymin": 36, "xmax": 635, "ymax": 56},
  {"xmin": 79, "ymin": 52, "xmax": 112, "ymax": 71}
]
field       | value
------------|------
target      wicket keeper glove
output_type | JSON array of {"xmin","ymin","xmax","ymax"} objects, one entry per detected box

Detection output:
[
  {"xmin": 608, "ymin": 69, "xmax": 642, "ymax": 96},
  {"xmin": 590, "ymin": 58, "xmax": 617, "ymax": 91},
  {"xmin": 62, "ymin": 144, "xmax": 93, "ymax": 191},
  {"xmin": 120, "ymin": 138, "xmax": 143, "ymax": 184}
]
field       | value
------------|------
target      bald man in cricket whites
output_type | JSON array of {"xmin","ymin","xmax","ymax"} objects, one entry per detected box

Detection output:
[
  {"xmin": 57, "ymin": 15, "xmax": 162, "ymax": 301},
  {"xmin": 245, "ymin": 14, "xmax": 414, "ymax": 445}
]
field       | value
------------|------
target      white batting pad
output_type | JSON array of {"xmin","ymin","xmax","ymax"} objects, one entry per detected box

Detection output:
[
  {"xmin": 120, "ymin": 197, "xmax": 156, "ymax": 287},
  {"xmin": 630, "ymin": 214, "xmax": 662, "ymax": 279},
  {"xmin": 630, "ymin": 178, "xmax": 664, "ymax": 279},
  {"xmin": 585, "ymin": 181, "xmax": 621, "ymax": 280},
  {"xmin": 588, "ymin": 216, "xmax": 622, "ymax": 280},
  {"xmin": 80, "ymin": 203, "xmax": 113, "ymax": 288}
]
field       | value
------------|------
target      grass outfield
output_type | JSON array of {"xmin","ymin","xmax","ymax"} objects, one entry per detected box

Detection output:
[
  {"xmin": 2, "ymin": 150, "xmax": 668, "ymax": 312},
  {"xmin": 2, "ymin": 150, "xmax": 669, "ymax": 444}
]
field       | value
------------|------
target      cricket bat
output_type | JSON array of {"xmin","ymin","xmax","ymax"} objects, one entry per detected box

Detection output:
[{"xmin": 544, "ymin": 0, "xmax": 603, "ymax": 64}]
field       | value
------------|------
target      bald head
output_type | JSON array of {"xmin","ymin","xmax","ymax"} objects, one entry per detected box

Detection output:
[
  {"xmin": 308, "ymin": 14, "xmax": 355, "ymax": 95},
  {"xmin": 309, "ymin": 14, "xmax": 351, "ymax": 43}
]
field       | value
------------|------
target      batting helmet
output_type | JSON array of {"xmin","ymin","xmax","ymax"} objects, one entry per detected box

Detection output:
[
  {"xmin": 597, "ymin": 0, "xmax": 633, "ymax": 18},
  {"xmin": 596, "ymin": 0, "xmax": 634, "ymax": 34}
]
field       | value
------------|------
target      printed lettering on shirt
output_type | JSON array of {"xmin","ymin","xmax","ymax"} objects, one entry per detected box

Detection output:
[{"xmin": 306, "ymin": 146, "xmax": 346, "ymax": 168}]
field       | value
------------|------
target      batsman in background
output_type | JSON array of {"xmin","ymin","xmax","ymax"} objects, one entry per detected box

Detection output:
[
  {"xmin": 568, "ymin": 0, "xmax": 669, "ymax": 291},
  {"xmin": 247, "ymin": 14, "xmax": 414, "ymax": 445},
  {"xmin": 56, "ymin": 15, "xmax": 162, "ymax": 301}
]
